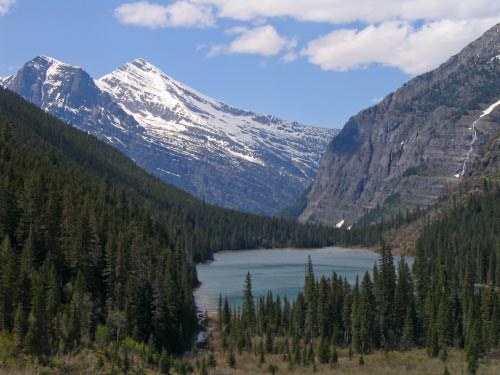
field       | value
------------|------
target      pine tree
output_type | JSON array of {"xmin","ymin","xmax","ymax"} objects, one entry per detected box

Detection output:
[
  {"xmin": 358, "ymin": 272, "xmax": 376, "ymax": 354},
  {"xmin": 13, "ymin": 303, "xmax": 26, "ymax": 349},
  {"xmin": 394, "ymin": 257, "xmax": 413, "ymax": 341},
  {"xmin": 221, "ymin": 297, "xmax": 231, "ymax": 332},
  {"xmin": 217, "ymin": 294, "xmax": 223, "ymax": 330},
  {"xmin": 436, "ymin": 268, "xmax": 453, "ymax": 350},
  {"xmin": 401, "ymin": 311, "xmax": 415, "ymax": 350},
  {"xmin": 25, "ymin": 279, "xmax": 50, "ymax": 357},
  {"xmin": 265, "ymin": 327, "xmax": 274, "ymax": 353},
  {"xmin": 426, "ymin": 319, "xmax": 439, "ymax": 358},
  {"xmin": 318, "ymin": 335, "xmax": 330, "ymax": 363},
  {"xmin": 242, "ymin": 272, "xmax": 256, "ymax": 333},
  {"xmin": 304, "ymin": 256, "xmax": 317, "ymax": 342},
  {"xmin": 351, "ymin": 276, "xmax": 361, "ymax": 352},
  {"xmin": 46, "ymin": 263, "xmax": 61, "ymax": 320},
  {"xmin": 0, "ymin": 236, "xmax": 16, "ymax": 331},
  {"xmin": 465, "ymin": 318, "xmax": 482, "ymax": 374},
  {"xmin": 316, "ymin": 276, "xmax": 330, "ymax": 337},
  {"xmin": 46, "ymin": 262, "xmax": 61, "ymax": 347},
  {"xmin": 377, "ymin": 241, "xmax": 396, "ymax": 348}
]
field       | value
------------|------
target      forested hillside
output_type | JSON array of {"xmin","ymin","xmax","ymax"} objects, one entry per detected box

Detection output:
[
  {"xmin": 0, "ymin": 87, "xmax": 337, "ymax": 365},
  {"xmin": 221, "ymin": 219, "xmax": 500, "ymax": 373},
  {"xmin": 219, "ymin": 135, "xmax": 500, "ymax": 373},
  {"xmin": 0, "ymin": 88, "xmax": 337, "ymax": 262},
  {"xmin": 0, "ymin": 89, "xmax": 198, "ymax": 358}
]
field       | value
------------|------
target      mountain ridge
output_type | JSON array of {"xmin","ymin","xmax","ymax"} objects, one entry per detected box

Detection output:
[
  {"xmin": 298, "ymin": 22, "xmax": 500, "ymax": 225},
  {"xmin": 1, "ymin": 56, "xmax": 337, "ymax": 215}
]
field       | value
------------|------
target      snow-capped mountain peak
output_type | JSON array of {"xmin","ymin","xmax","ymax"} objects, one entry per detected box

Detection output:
[
  {"xmin": 38, "ymin": 55, "xmax": 68, "ymax": 65},
  {"xmin": 4, "ymin": 56, "xmax": 338, "ymax": 215},
  {"xmin": 1, "ymin": 56, "xmax": 142, "ymax": 142},
  {"xmin": 97, "ymin": 58, "xmax": 225, "ymax": 136},
  {"xmin": 97, "ymin": 58, "xmax": 335, "ymax": 172},
  {"xmin": 2, "ymin": 55, "xmax": 88, "ymax": 111}
]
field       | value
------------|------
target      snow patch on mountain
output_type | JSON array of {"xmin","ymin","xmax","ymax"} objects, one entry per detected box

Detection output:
[
  {"xmin": 96, "ymin": 58, "xmax": 334, "ymax": 174},
  {"xmin": 3, "ymin": 55, "xmax": 337, "ymax": 214}
]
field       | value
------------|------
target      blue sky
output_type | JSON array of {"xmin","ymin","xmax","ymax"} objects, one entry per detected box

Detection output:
[{"xmin": 0, "ymin": 0, "xmax": 498, "ymax": 128}]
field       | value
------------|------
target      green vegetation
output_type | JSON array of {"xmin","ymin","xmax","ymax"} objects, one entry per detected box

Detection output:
[
  {"xmin": 196, "ymin": 344, "xmax": 500, "ymax": 375},
  {"xmin": 332, "ymin": 206, "xmax": 426, "ymax": 248},
  {"xmin": 0, "ymin": 90, "xmax": 200, "ymax": 367},
  {"xmin": 219, "ymin": 236, "xmax": 500, "ymax": 373},
  {"xmin": 0, "ymin": 88, "xmax": 339, "ymax": 263},
  {"xmin": 2, "ymin": 78, "xmax": 500, "ymax": 374},
  {"xmin": 0, "ymin": 88, "xmax": 342, "ymax": 371}
]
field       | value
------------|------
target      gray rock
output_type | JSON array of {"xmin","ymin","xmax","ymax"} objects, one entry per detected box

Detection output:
[
  {"xmin": 298, "ymin": 23, "xmax": 500, "ymax": 225},
  {"xmin": 2, "ymin": 56, "xmax": 338, "ymax": 215}
]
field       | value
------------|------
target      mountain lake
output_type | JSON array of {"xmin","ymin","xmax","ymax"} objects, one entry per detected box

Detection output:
[{"xmin": 194, "ymin": 246, "xmax": 413, "ymax": 312}]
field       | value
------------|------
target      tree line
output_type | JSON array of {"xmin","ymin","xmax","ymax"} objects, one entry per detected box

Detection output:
[
  {"xmin": 0, "ymin": 87, "xmax": 340, "ymax": 364},
  {"xmin": 220, "ymin": 236, "xmax": 500, "ymax": 374}
]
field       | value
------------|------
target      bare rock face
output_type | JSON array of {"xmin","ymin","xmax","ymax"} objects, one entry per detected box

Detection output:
[
  {"xmin": 299, "ymin": 23, "xmax": 500, "ymax": 225},
  {"xmin": 1, "ymin": 56, "xmax": 337, "ymax": 215}
]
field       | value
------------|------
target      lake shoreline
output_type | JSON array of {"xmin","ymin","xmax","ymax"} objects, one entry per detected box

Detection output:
[
  {"xmin": 197, "ymin": 243, "xmax": 381, "ymax": 265},
  {"xmin": 195, "ymin": 245, "xmax": 410, "ymax": 312}
]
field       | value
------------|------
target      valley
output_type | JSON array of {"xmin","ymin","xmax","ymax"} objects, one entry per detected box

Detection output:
[{"xmin": 1, "ymin": 5, "xmax": 500, "ymax": 375}]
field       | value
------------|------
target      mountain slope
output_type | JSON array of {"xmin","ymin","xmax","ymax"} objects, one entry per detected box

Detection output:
[
  {"xmin": 0, "ymin": 87, "xmax": 342, "ymax": 360},
  {"xmin": 1, "ymin": 56, "xmax": 337, "ymax": 215},
  {"xmin": 0, "ymin": 86, "xmax": 199, "ymax": 355},
  {"xmin": 298, "ymin": 23, "xmax": 500, "ymax": 225},
  {"xmin": 0, "ymin": 87, "xmax": 337, "ymax": 263},
  {"xmin": 1, "ymin": 56, "xmax": 143, "ymax": 144}
]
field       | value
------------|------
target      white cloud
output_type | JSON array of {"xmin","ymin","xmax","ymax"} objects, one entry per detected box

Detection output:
[
  {"xmin": 301, "ymin": 18, "xmax": 499, "ymax": 74},
  {"xmin": 0, "ymin": 0, "xmax": 15, "ymax": 16},
  {"xmin": 207, "ymin": 25, "xmax": 296, "ymax": 58},
  {"xmin": 229, "ymin": 26, "xmax": 293, "ymax": 56},
  {"xmin": 199, "ymin": 0, "xmax": 500, "ymax": 24},
  {"xmin": 115, "ymin": 0, "xmax": 499, "ymax": 74},
  {"xmin": 114, "ymin": 1, "xmax": 214, "ymax": 28},
  {"xmin": 196, "ymin": 0, "xmax": 499, "ymax": 72}
]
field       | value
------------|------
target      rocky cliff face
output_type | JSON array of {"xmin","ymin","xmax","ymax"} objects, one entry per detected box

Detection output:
[
  {"xmin": 2, "ymin": 56, "xmax": 337, "ymax": 215},
  {"xmin": 1, "ymin": 56, "xmax": 142, "ymax": 141},
  {"xmin": 299, "ymin": 23, "xmax": 500, "ymax": 225}
]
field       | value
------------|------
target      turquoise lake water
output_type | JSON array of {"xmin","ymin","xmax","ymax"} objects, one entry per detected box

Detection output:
[{"xmin": 194, "ymin": 246, "xmax": 412, "ymax": 312}]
